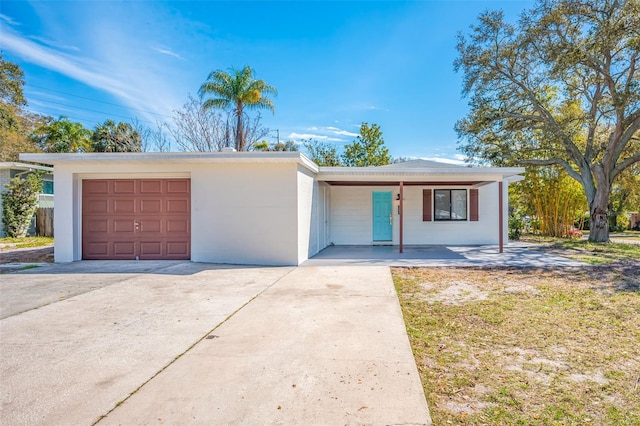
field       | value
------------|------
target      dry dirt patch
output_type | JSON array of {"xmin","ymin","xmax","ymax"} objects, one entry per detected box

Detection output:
[{"xmin": 393, "ymin": 265, "xmax": 640, "ymax": 425}]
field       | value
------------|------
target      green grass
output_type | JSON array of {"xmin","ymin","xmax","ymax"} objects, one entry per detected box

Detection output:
[
  {"xmin": 521, "ymin": 235, "xmax": 640, "ymax": 264},
  {"xmin": 20, "ymin": 264, "xmax": 41, "ymax": 270},
  {"xmin": 393, "ymin": 266, "xmax": 640, "ymax": 425},
  {"xmin": 0, "ymin": 236, "xmax": 54, "ymax": 250}
]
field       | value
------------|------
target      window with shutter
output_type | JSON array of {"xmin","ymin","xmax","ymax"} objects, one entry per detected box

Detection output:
[
  {"xmin": 470, "ymin": 188, "xmax": 479, "ymax": 221},
  {"xmin": 422, "ymin": 189, "xmax": 432, "ymax": 221}
]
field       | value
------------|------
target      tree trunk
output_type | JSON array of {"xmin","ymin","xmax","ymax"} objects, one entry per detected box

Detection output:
[
  {"xmin": 235, "ymin": 106, "xmax": 244, "ymax": 151},
  {"xmin": 589, "ymin": 185, "xmax": 610, "ymax": 242}
]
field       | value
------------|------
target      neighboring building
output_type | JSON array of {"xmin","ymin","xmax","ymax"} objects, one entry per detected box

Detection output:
[
  {"xmin": 20, "ymin": 152, "xmax": 524, "ymax": 265},
  {"xmin": 0, "ymin": 162, "xmax": 54, "ymax": 237}
]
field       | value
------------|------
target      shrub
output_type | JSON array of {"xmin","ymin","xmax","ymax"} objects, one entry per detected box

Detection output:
[
  {"xmin": 1, "ymin": 173, "xmax": 43, "ymax": 238},
  {"xmin": 508, "ymin": 212, "xmax": 524, "ymax": 240}
]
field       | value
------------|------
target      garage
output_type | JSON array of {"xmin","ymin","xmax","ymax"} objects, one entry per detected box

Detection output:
[{"xmin": 82, "ymin": 179, "xmax": 190, "ymax": 260}]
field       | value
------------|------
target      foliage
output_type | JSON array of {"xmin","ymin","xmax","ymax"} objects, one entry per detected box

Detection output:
[
  {"xmin": 518, "ymin": 166, "xmax": 588, "ymax": 237},
  {"xmin": 199, "ymin": 65, "xmax": 276, "ymax": 152},
  {"xmin": 91, "ymin": 119, "xmax": 142, "ymax": 152},
  {"xmin": 0, "ymin": 55, "xmax": 43, "ymax": 161},
  {"xmin": 254, "ymin": 140, "xmax": 298, "ymax": 151},
  {"xmin": 1, "ymin": 173, "xmax": 43, "ymax": 238},
  {"xmin": 608, "ymin": 163, "xmax": 640, "ymax": 230},
  {"xmin": 31, "ymin": 116, "xmax": 91, "ymax": 153},
  {"xmin": 342, "ymin": 122, "xmax": 390, "ymax": 167},
  {"xmin": 455, "ymin": 0, "xmax": 640, "ymax": 242},
  {"xmin": 0, "ymin": 53, "xmax": 26, "ymax": 107},
  {"xmin": 507, "ymin": 212, "xmax": 524, "ymax": 240},
  {"xmin": 303, "ymin": 139, "xmax": 342, "ymax": 166}
]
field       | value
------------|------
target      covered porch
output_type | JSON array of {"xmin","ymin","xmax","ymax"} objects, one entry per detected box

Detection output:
[{"xmin": 316, "ymin": 160, "xmax": 525, "ymax": 255}]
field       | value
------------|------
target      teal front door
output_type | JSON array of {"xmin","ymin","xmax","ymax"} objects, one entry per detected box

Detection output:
[{"xmin": 372, "ymin": 191, "xmax": 393, "ymax": 241}]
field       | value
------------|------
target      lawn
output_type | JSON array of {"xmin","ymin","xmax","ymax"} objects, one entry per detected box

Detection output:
[
  {"xmin": 0, "ymin": 236, "xmax": 54, "ymax": 250},
  {"xmin": 521, "ymin": 235, "xmax": 640, "ymax": 264},
  {"xmin": 393, "ymin": 264, "xmax": 640, "ymax": 425}
]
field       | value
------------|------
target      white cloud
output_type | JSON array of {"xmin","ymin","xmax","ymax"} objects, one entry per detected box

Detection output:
[
  {"xmin": 153, "ymin": 46, "xmax": 184, "ymax": 60},
  {"xmin": 29, "ymin": 35, "xmax": 80, "ymax": 51},
  {"xmin": 325, "ymin": 126, "xmax": 359, "ymax": 137},
  {"xmin": 287, "ymin": 132, "xmax": 344, "ymax": 142},
  {"xmin": 367, "ymin": 105, "xmax": 390, "ymax": 112},
  {"xmin": 0, "ymin": 14, "xmax": 20, "ymax": 26},
  {"xmin": 1, "ymin": 27, "xmax": 180, "ymax": 124}
]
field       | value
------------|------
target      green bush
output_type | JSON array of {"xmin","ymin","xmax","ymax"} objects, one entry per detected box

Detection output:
[
  {"xmin": 1, "ymin": 173, "xmax": 43, "ymax": 238},
  {"xmin": 508, "ymin": 213, "xmax": 525, "ymax": 240}
]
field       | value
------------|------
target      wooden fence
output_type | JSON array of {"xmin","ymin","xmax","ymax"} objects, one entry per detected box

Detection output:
[{"xmin": 35, "ymin": 208, "xmax": 54, "ymax": 237}]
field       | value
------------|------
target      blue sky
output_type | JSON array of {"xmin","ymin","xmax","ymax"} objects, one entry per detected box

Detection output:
[{"xmin": 1, "ymin": 0, "xmax": 533, "ymax": 162}]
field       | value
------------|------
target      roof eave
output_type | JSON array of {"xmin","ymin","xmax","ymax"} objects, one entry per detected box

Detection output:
[{"xmin": 19, "ymin": 152, "xmax": 320, "ymax": 174}]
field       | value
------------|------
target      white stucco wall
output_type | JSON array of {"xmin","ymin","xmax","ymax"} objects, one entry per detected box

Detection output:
[
  {"xmin": 329, "ymin": 186, "xmax": 400, "ymax": 245},
  {"xmin": 191, "ymin": 162, "xmax": 299, "ymax": 265},
  {"xmin": 51, "ymin": 161, "xmax": 302, "ymax": 265},
  {"xmin": 402, "ymin": 184, "xmax": 500, "ymax": 245},
  {"xmin": 330, "ymin": 183, "xmax": 503, "ymax": 246},
  {"xmin": 296, "ymin": 166, "xmax": 316, "ymax": 264}
]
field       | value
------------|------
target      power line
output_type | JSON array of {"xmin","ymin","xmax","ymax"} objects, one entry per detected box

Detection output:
[
  {"xmin": 27, "ymin": 96, "xmax": 162, "ymax": 126},
  {"xmin": 26, "ymin": 84, "xmax": 175, "ymax": 119}
]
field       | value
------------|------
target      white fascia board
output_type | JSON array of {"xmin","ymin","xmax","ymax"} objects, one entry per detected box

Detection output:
[
  {"xmin": 19, "ymin": 152, "xmax": 319, "ymax": 174},
  {"xmin": 317, "ymin": 166, "xmax": 525, "ymax": 181},
  {"xmin": 505, "ymin": 175, "xmax": 526, "ymax": 183},
  {"xmin": 0, "ymin": 162, "xmax": 53, "ymax": 172}
]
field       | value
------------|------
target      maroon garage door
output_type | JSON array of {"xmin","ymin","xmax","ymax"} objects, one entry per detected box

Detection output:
[{"xmin": 82, "ymin": 179, "xmax": 191, "ymax": 260}]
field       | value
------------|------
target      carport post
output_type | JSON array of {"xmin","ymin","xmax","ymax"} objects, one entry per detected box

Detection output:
[
  {"xmin": 399, "ymin": 181, "xmax": 404, "ymax": 253},
  {"xmin": 499, "ymin": 181, "xmax": 504, "ymax": 253}
]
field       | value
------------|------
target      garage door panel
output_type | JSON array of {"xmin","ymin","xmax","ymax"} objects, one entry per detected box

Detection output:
[
  {"xmin": 140, "ymin": 180, "xmax": 162, "ymax": 194},
  {"xmin": 84, "ymin": 180, "xmax": 109, "ymax": 194},
  {"xmin": 113, "ymin": 219, "xmax": 136, "ymax": 233},
  {"xmin": 166, "ymin": 241, "xmax": 189, "ymax": 256},
  {"xmin": 86, "ymin": 219, "xmax": 109, "ymax": 233},
  {"xmin": 83, "ymin": 178, "xmax": 190, "ymax": 260},
  {"xmin": 113, "ymin": 180, "xmax": 136, "ymax": 194},
  {"xmin": 113, "ymin": 199, "xmax": 136, "ymax": 214},
  {"xmin": 167, "ymin": 180, "xmax": 189, "ymax": 193},
  {"xmin": 166, "ymin": 219, "xmax": 188, "ymax": 233},
  {"xmin": 113, "ymin": 242, "xmax": 135, "ymax": 256},
  {"xmin": 85, "ymin": 199, "xmax": 109, "ymax": 214},
  {"xmin": 166, "ymin": 199, "xmax": 189, "ymax": 213},
  {"xmin": 139, "ymin": 219, "xmax": 161, "ymax": 233},
  {"xmin": 139, "ymin": 241, "xmax": 162, "ymax": 256},
  {"xmin": 140, "ymin": 199, "xmax": 162, "ymax": 213},
  {"xmin": 85, "ymin": 242, "xmax": 109, "ymax": 256}
]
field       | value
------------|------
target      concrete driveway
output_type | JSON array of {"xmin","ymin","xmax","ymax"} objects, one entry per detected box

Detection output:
[{"xmin": 0, "ymin": 262, "xmax": 431, "ymax": 425}]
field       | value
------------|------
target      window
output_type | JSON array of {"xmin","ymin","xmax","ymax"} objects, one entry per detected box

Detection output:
[
  {"xmin": 42, "ymin": 180, "xmax": 54, "ymax": 195},
  {"xmin": 434, "ymin": 189, "xmax": 467, "ymax": 221}
]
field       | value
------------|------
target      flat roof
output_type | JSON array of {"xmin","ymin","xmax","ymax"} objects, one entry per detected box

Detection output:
[
  {"xmin": 19, "ymin": 152, "xmax": 320, "ymax": 173},
  {"xmin": 19, "ymin": 152, "xmax": 524, "ymax": 181}
]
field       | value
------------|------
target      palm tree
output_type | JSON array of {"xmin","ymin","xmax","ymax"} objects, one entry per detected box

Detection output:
[{"xmin": 199, "ymin": 65, "xmax": 276, "ymax": 152}]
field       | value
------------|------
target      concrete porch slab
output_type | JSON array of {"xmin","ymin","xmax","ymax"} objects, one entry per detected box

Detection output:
[{"xmin": 302, "ymin": 243, "xmax": 586, "ymax": 267}]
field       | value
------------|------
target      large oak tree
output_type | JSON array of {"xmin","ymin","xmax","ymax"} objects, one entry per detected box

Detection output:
[{"xmin": 455, "ymin": 0, "xmax": 639, "ymax": 242}]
